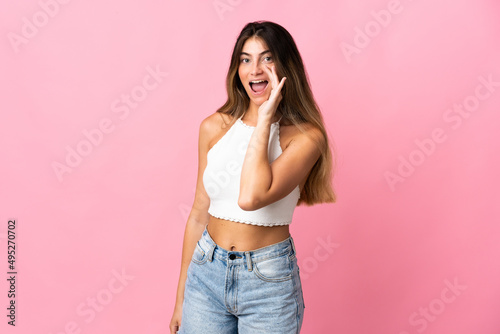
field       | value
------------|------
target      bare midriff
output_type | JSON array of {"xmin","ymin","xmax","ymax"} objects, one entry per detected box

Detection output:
[{"xmin": 206, "ymin": 215, "xmax": 291, "ymax": 252}]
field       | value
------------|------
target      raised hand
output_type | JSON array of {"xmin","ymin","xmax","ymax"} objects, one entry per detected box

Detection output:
[{"xmin": 257, "ymin": 65, "xmax": 286, "ymax": 122}]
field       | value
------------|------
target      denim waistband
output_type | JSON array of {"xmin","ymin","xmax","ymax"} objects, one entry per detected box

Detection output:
[{"xmin": 199, "ymin": 224, "xmax": 297, "ymax": 271}]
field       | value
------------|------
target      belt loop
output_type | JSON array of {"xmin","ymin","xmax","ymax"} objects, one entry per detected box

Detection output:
[
  {"xmin": 207, "ymin": 243, "xmax": 215, "ymax": 262},
  {"xmin": 289, "ymin": 236, "xmax": 297, "ymax": 256},
  {"xmin": 245, "ymin": 251, "xmax": 252, "ymax": 271},
  {"xmin": 204, "ymin": 224, "xmax": 214, "ymax": 262}
]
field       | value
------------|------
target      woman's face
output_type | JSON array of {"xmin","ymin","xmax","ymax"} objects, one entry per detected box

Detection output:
[{"xmin": 238, "ymin": 36, "xmax": 276, "ymax": 109}]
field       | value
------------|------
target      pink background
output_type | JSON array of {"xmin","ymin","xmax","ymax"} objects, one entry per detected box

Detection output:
[{"xmin": 1, "ymin": 0, "xmax": 500, "ymax": 333}]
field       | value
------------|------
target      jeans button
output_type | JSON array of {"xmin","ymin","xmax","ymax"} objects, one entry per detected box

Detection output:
[{"xmin": 229, "ymin": 254, "xmax": 236, "ymax": 260}]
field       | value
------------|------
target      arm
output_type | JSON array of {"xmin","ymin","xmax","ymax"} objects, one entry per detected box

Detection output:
[
  {"xmin": 173, "ymin": 116, "xmax": 213, "ymax": 311},
  {"xmin": 238, "ymin": 66, "xmax": 323, "ymax": 210},
  {"xmin": 238, "ymin": 121, "xmax": 323, "ymax": 211}
]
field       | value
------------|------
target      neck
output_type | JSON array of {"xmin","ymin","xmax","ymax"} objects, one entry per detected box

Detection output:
[{"xmin": 244, "ymin": 105, "xmax": 281, "ymax": 123}]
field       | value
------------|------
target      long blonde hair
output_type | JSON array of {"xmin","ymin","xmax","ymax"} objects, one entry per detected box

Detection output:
[{"xmin": 216, "ymin": 21, "xmax": 337, "ymax": 205}]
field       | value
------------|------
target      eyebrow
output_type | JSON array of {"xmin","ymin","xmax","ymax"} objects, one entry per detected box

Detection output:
[{"xmin": 240, "ymin": 50, "xmax": 271, "ymax": 57}]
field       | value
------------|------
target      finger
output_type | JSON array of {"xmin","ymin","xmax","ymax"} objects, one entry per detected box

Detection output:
[
  {"xmin": 264, "ymin": 65, "xmax": 279, "ymax": 89},
  {"xmin": 270, "ymin": 65, "xmax": 280, "ymax": 88},
  {"xmin": 262, "ymin": 65, "xmax": 274, "ymax": 89},
  {"xmin": 281, "ymin": 76, "xmax": 286, "ymax": 87},
  {"xmin": 275, "ymin": 76, "xmax": 286, "ymax": 94}
]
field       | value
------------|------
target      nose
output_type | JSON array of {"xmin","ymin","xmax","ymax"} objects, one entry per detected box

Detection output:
[{"xmin": 250, "ymin": 61, "xmax": 264, "ymax": 76}]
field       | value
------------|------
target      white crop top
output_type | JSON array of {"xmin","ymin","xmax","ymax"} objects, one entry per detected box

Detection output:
[{"xmin": 203, "ymin": 113, "xmax": 301, "ymax": 226}]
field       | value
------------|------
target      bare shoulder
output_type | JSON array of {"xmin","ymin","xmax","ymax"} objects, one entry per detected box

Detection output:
[
  {"xmin": 199, "ymin": 112, "xmax": 235, "ymax": 149},
  {"xmin": 301, "ymin": 122, "xmax": 324, "ymax": 143},
  {"xmin": 281, "ymin": 120, "xmax": 325, "ymax": 152},
  {"xmin": 201, "ymin": 111, "xmax": 235, "ymax": 130}
]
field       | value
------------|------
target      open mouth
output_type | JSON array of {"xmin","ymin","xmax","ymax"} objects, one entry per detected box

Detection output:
[{"xmin": 249, "ymin": 80, "xmax": 268, "ymax": 93}]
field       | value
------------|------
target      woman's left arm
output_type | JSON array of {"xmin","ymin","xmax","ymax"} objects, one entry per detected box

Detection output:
[{"xmin": 238, "ymin": 66, "xmax": 323, "ymax": 211}]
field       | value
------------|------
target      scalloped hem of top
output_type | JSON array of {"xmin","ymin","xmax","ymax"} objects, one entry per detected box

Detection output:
[{"xmin": 208, "ymin": 212, "xmax": 292, "ymax": 226}]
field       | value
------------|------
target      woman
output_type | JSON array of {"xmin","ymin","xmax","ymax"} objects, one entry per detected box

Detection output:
[{"xmin": 170, "ymin": 21, "xmax": 337, "ymax": 334}]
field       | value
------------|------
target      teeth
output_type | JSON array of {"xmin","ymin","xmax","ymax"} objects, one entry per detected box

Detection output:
[{"xmin": 250, "ymin": 80, "xmax": 267, "ymax": 84}]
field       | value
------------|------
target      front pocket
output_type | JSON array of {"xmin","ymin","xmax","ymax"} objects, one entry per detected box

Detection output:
[
  {"xmin": 253, "ymin": 253, "xmax": 293, "ymax": 282},
  {"xmin": 191, "ymin": 242, "xmax": 208, "ymax": 265}
]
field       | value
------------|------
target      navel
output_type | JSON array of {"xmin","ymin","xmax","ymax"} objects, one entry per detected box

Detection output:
[{"xmin": 230, "ymin": 245, "xmax": 236, "ymax": 251}]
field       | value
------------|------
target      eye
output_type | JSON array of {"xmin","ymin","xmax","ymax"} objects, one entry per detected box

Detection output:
[
  {"xmin": 240, "ymin": 58, "xmax": 250, "ymax": 63},
  {"xmin": 263, "ymin": 56, "xmax": 273, "ymax": 63}
]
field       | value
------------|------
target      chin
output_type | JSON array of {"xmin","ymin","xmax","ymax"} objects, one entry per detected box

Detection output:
[
  {"xmin": 250, "ymin": 99, "xmax": 265, "ymax": 107},
  {"xmin": 249, "ymin": 94, "xmax": 270, "ymax": 106}
]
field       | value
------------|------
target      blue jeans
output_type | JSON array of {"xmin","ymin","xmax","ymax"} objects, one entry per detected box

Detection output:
[{"xmin": 178, "ymin": 224, "xmax": 305, "ymax": 334}]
